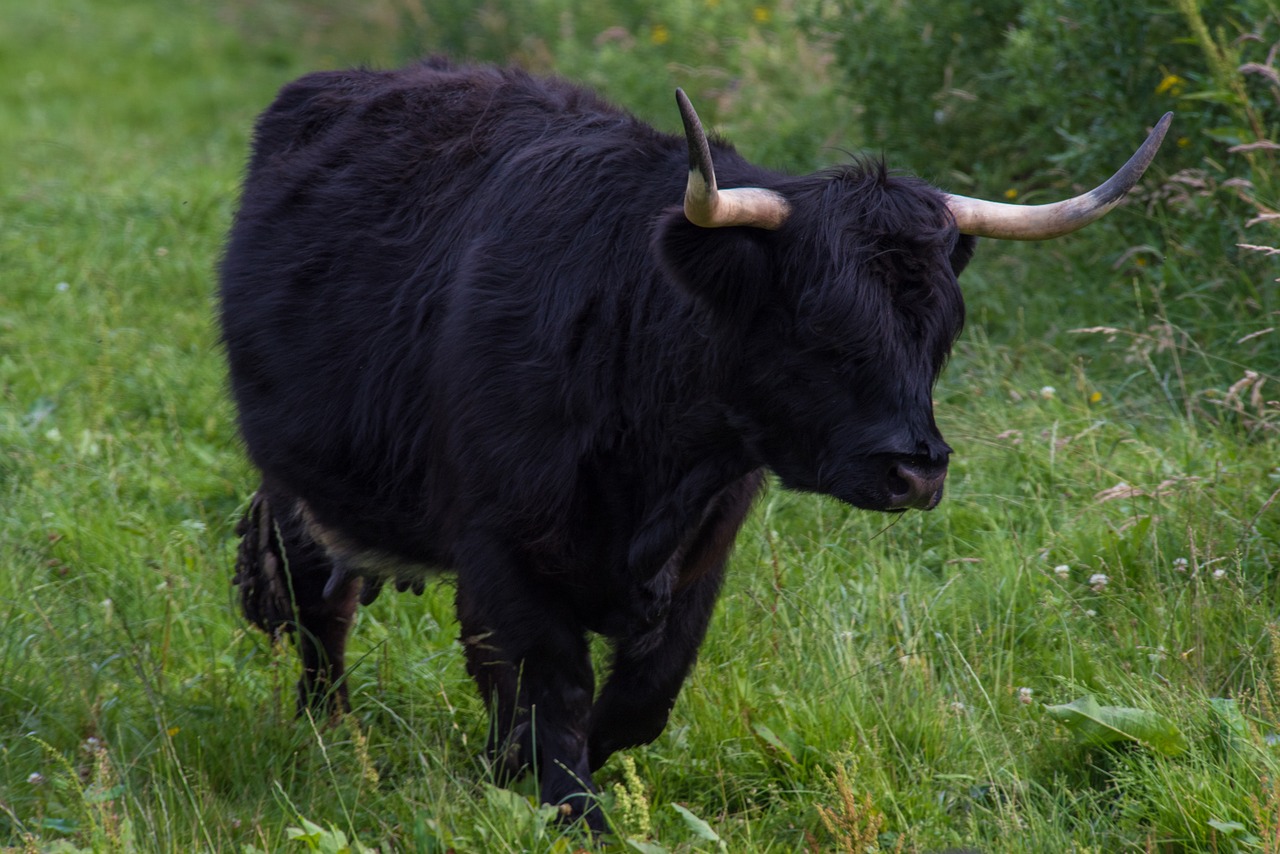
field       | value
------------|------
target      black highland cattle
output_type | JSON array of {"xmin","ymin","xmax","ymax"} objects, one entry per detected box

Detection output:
[{"xmin": 220, "ymin": 58, "xmax": 1169, "ymax": 828}]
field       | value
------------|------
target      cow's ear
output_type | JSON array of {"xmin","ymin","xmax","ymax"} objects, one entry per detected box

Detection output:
[
  {"xmin": 950, "ymin": 233, "xmax": 977, "ymax": 277},
  {"xmin": 653, "ymin": 209, "xmax": 773, "ymax": 318}
]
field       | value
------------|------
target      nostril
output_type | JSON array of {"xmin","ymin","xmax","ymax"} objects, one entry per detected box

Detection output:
[
  {"xmin": 887, "ymin": 466, "xmax": 912, "ymax": 500},
  {"xmin": 887, "ymin": 461, "xmax": 948, "ymax": 510}
]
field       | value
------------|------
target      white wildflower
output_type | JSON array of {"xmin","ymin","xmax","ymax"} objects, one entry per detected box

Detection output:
[
  {"xmin": 1213, "ymin": 568, "xmax": 1227, "ymax": 581},
  {"xmin": 1018, "ymin": 687, "xmax": 1034, "ymax": 705},
  {"xmin": 1053, "ymin": 564, "xmax": 1070, "ymax": 579},
  {"xmin": 1039, "ymin": 385, "xmax": 1056, "ymax": 399},
  {"xmin": 1173, "ymin": 557, "xmax": 1189, "ymax": 573},
  {"xmin": 1088, "ymin": 573, "xmax": 1109, "ymax": 592}
]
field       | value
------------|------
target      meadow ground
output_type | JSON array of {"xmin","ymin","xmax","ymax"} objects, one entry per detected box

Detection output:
[{"xmin": 2, "ymin": 1, "xmax": 1278, "ymax": 851}]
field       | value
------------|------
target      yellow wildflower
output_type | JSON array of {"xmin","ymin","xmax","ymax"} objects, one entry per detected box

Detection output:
[
  {"xmin": 753, "ymin": 6, "xmax": 771, "ymax": 23},
  {"xmin": 651, "ymin": 24, "xmax": 670, "ymax": 45},
  {"xmin": 1177, "ymin": 136, "xmax": 1191, "ymax": 148},
  {"xmin": 1156, "ymin": 74, "xmax": 1185, "ymax": 96},
  {"xmin": 1003, "ymin": 188, "xmax": 1018, "ymax": 200},
  {"xmin": 1089, "ymin": 391, "xmax": 1103, "ymax": 404}
]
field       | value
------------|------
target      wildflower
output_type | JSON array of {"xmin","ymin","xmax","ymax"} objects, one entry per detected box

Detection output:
[
  {"xmin": 1213, "ymin": 568, "xmax": 1227, "ymax": 581},
  {"xmin": 951, "ymin": 701, "xmax": 967, "ymax": 713},
  {"xmin": 650, "ymin": 24, "xmax": 670, "ymax": 45},
  {"xmin": 1085, "ymin": 609, "xmax": 1097, "ymax": 617},
  {"xmin": 1173, "ymin": 557, "xmax": 1189, "ymax": 573},
  {"xmin": 1156, "ymin": 74, "xmax": 1185, "ymax": 96},
  {"xmin": 1089, "ymin": 391, "xmax": 1103, "ymax": 403},
  {"xmin": 1004, "ymin": 188, "xmax": 1018, "ymax": 200},
  {"xmin": 1018, "ymin": 687, "xmax": 1033, "ymax": 705},
  {"xmin": 1088, "ymin": 573, "xmax": 1109, "ymax": 592},
  {"xmin": 56, "ymin": 281, "xmax": 70, "ymax": 292},
  {"xmin": 1054, "ymin": 564, "xmax": 1070, "ymax": 579},
  {"xmin": 27, "ymin": 772, "xmax": 45, "ymax": 785},
  {"xmin": 611, "ymin": 755, "xmax": 652, "ymax": 837},
  {"xmin": 753, "ymin": 6, "xmax": 770, "ymax": 23},
  {"xmin": 1177, "ymin": 136, "xmax": 1191, "ymax": 148},
  {"xmin": 1039, "ymin": 386, "xmax": 1056, "ymax": 399}
]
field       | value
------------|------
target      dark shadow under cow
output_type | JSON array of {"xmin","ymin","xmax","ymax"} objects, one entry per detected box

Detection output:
[{"xmin": 219, "ymin": 58, "xmax": 1169, "ymax": 830}]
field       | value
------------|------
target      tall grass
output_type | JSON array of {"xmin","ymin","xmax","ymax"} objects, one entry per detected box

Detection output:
[{"xmin": 2, "ymin": 0, "xmax": 1277, "ymax": 851}]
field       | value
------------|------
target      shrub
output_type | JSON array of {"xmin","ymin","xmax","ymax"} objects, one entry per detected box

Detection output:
[{"xmin": 820, "ymin": 0, "xmax": 1275, "ymax": 192}]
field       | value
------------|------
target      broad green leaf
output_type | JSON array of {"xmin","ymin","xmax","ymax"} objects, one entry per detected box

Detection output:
[
  {"xmin": 1209, "ymin": 696, "xmax": 1249, "ymax": 756},
  {"xmin": 627, "ymin": 840, "xmax": 672, "ymax": 854},
  {"xmin": 1209, "ymin": 697, "xmax": 1248, "ymax": 738},
  {"xmin": 1180, "ymin": 92, "xmax": 1248, "ymax": 108},
  {"xmin": 751, "ymin": 722, "xmax": 797, "ymax": 765},
  {"xmin": 483, "ymin": 783, "xmax": 534, "ymax": 817},
  {"xmin": 1208, "ymin": 818, "xmax": 1258, "ymax": 844},
  {"xmin": 318, "ymin": 828, "xmax": 350, "ymax": 854},
  {"xmin": 671, "ymin": 803, "xmax": 726, "ymax": 850},
  {"xmin": 1208, "ymin": 819, "xmax": 1248, "ymax": 834},
  {"xmin": 286, "ymin": 820, "xmax": 323, "ymax": 846},
  {"xmin": 1043, "ymin": 696, "xmax": 1187, "ymax": 755}
]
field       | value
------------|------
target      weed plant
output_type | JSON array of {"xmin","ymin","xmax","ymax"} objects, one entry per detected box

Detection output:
[{"xmin": 1, "ymin": 0, "xmax": 1277, "ymax": 851}]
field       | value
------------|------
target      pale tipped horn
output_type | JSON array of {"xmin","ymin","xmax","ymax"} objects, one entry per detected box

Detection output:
[
  {"xmin": 944, "ymin": 112, "xmax": 1173, "ymax": 240},
  {"xmin": 676, "ymin": 88, "xmax": 791, "ymax": 230}
]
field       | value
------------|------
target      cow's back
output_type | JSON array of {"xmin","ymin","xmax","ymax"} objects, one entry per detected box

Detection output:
[{"xmin": 219, "ymin": 60, "xmax": 689, "ymax": 566}]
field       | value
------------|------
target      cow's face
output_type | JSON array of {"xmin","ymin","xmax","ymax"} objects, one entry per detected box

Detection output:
[
  {"xmin": 657, "ymin": 165, "xmax": 972, "ymax": 512},
  {"xmin": 662, "ymin": 91, "xmax": 1167, "ymax": 512}
]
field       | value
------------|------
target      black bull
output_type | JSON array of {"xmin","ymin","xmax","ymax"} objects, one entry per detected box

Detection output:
[{"xmin": 219, "ymin": 59, "xmax": 1168, "ymax": 828}]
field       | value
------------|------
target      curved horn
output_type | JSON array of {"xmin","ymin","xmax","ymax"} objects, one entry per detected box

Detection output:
[
  {"xmin": 676, "ymin": 88, "xmax": 791, "ymax": 230},
  {"xmin": 944, "ymin": 112, "xmax": 1173, "ymax": 240}
]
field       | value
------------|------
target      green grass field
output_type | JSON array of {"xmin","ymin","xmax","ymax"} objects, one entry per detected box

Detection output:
[{"xmin": 2, "ymin": 1, "xmax": 1278, "ymax": 851}]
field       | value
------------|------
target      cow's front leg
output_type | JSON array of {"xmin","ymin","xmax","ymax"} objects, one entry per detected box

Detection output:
[
  {"xmin": 589, "ymin": 470, "xmax": 760, "ymax": 770},
  {"xmin": 455, "ymin": 567, "xmax": 603, "ymax": 831},
  {"xmin": 587, "ymin": 563, "xmax": 724, "ymax": 771}
]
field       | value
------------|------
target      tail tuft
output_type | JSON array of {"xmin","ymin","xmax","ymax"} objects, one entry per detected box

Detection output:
[{"xmin": 233, "ymin": 490, "xmax": 295, "ymax": 636}]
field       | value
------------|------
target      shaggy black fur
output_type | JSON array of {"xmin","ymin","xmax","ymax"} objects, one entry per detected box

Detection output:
[{"xmin": 221, "ymin": 58, "xmax": 972, "ymax": 829}]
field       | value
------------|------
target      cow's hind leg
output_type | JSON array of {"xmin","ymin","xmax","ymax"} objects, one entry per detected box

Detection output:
[
  {"xmin": 234, "ymin": 487, "xmax": 361, "ymax": 716},
  {"xmin": 455, "ymin": 555, "xmax": 603, "ymax": 831}
]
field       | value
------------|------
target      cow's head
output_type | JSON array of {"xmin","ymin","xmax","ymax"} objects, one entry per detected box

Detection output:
[{"xmin": 657, "ymin": 91, "xmax": 1170, "ymax": 513}]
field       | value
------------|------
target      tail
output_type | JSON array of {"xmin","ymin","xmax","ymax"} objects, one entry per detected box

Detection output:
[{"xmin": 232, "ymin": 489, "xmax": 295, "ymax": 636}]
